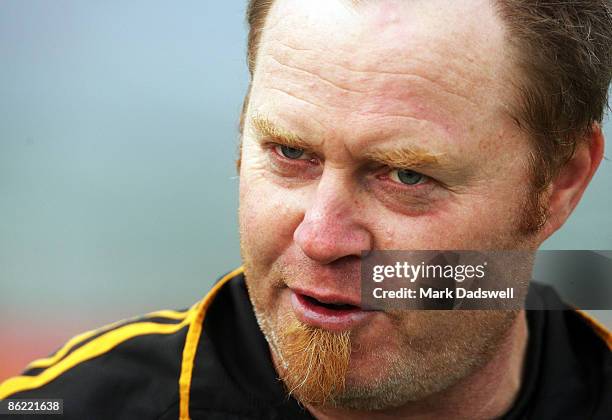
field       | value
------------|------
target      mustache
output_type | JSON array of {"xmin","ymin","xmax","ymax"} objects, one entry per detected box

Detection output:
[{"xmin": 277, "ymin": 257, "xmax": 361, "ymax": 285}]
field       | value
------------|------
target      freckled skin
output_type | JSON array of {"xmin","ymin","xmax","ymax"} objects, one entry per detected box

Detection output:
[{"xmin": 236, "ymin": 0, "xmax": 574, "ymax": 417}]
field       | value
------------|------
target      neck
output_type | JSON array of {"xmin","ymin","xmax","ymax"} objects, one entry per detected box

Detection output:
[{"xmin": 305, "ymin": 311, "xmax": 529, "ymax": 420}]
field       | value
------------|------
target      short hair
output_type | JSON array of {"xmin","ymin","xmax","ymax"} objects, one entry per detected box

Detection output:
[
  {"xmin": 495, "ymin": 1, "xmax": 612, "ymax": 192},
  {"xmin": 240, "ymin": 0, "xmax": 612, "ymax": 230}
]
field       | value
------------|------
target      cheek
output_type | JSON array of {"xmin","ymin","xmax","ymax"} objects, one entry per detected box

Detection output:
[
  {"xmin": 368, "ymin": 190, "xmax": 528, "ymax": 250},
  {"xmin": 239, "ymin": 166, "xmax": 306, "ymax": 268}
]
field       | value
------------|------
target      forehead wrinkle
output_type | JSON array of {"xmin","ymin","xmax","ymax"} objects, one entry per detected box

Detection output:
[
  {"xmin": 261, "ymin": 78, "xmax": 446, "ymax": 129},
  {"xmin": 266, "ymin": 40, "xmax": 480, "ymax": 110},
  {"xmin": 266, "ymin": 53, "xmax": 368, "ymax": 96},
  {"xmin": 257, "ymin": 55, "xmax": 472, "ymax": 143},
  {"xmin": 261, "ymin": 84, "xmax": 326, "ymax": 111}
]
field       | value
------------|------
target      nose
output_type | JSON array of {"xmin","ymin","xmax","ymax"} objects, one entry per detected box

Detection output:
[{"xmin": 293, "ymin": 170, "xmax": 372, "ymax": 264}]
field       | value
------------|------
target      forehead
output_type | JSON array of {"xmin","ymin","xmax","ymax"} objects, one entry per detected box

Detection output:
[
  {"xmin": 250, "ymin": 0, "xmax": 515, "ymax": 150},
  {"xmin": 261, "ymin": 0, "xmax": 507, "ymax": 76}
]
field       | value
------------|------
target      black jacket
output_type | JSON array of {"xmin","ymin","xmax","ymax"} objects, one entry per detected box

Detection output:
[{"xmin": 1, "ymin": 267, "xmax": 610, "ymax": 419}]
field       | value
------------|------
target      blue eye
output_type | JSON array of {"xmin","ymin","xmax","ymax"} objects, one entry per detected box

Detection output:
[
  {"xmin": 279, "ymin": 145, "xmax": 305, "ymax": 159},
  {"xmin": 392, "ymin": 169, "xmax": 425, "ymax": 185}
]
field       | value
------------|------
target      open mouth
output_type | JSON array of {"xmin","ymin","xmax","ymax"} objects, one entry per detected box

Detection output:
[
  {"xmin": 291, "ymin": 290, "xmax": 371, "ymax": 331},
  {"xmin": 301, "ymin": 294, "xmax": 360, "ymax": 311}
]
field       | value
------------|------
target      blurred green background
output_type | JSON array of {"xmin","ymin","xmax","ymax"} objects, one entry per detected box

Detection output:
[{"xmin": 1, "ymin": 1, "xmax": 610, "ymax": 379}]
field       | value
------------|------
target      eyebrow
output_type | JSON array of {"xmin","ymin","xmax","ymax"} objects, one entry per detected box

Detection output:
[
  {"xmin": 251, "ymin": 115, "xmax": 445, "ymax": 169},
  {"xmin": 363, "ymin": 148, "xmax": 443, "ymax": 169},
  {"xmin": 250, "ymin": 115, "xmax": 313, "ymax": 150}
]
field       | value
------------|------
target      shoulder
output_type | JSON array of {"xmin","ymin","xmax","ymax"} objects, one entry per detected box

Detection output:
[
  {"xmin": 523, "ymin": 283, "xmax": 611, "ymax": 419},
  {"xmin": 549, "ymin": 310, "xmax": 611, "ymax": 419},
  {"xmin": 0, "ymin": 307, "xmax": 194, "ymax": 419},
  {"xmin": 0, "ymin": 267, "xmax": 244, "ymax": 420}
]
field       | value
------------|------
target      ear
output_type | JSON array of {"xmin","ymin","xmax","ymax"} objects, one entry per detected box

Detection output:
[{"xmin": 540, "ymin": 123, "xmax": 605, "ymax": 239}]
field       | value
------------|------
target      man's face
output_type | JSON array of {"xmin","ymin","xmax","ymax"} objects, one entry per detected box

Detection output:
[{"xmin": 239, "ymin": 0, "xmax": 539, "ymax": 409}]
